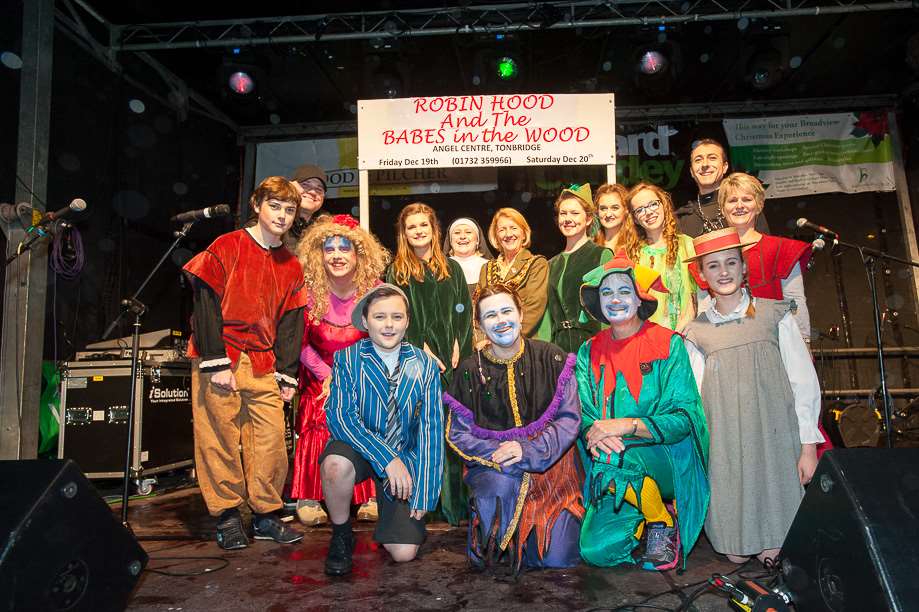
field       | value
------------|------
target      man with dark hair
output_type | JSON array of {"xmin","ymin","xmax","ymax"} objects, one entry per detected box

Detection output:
[
  {"xmin": 320, "ymin": 283, "xmax": 444, "ymax": 576},
  {"xmin": 675, "ymin": 139, "xmax": 769, "ymax": 237},
  {"xmin": 184, "ymin": 176, "xmax": 307, "ymax": 550}
]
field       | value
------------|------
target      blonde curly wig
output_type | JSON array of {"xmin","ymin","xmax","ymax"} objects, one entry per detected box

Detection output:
[{"xmin": 295, "ymin": 215, "xmax": 391, "ymax": 323}]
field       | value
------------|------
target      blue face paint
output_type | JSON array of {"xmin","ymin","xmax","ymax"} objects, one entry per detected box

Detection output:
[
  {"xmin": 599, "ymin": 273, "xmax": 641, "ymax": 324},
  {"xmin": 323, "ymin": 235, "xmax": 353, "ymax": 252},
  {"xmin": 478, "ymin": 293, "xmax": 522, "ymax": 348}
]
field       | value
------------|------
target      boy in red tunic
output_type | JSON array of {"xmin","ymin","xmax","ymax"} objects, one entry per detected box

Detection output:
[{"xmin": 183, "ymin": 176, "xmax": 307, "ymax": 550}]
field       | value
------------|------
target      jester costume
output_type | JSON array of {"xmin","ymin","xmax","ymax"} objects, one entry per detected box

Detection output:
[
  {"xmin": 576, "ymin": 256, "xmax": 709, "ymax": 568},
  {"xmin": 445, "ymin": 339, "xmax": 585, "ymax": 574}
]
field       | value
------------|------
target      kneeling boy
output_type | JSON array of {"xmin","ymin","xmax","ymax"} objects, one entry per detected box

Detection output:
[{"xmin": 321, "ymin": 284, "xmax": 444, "ymax": 575}]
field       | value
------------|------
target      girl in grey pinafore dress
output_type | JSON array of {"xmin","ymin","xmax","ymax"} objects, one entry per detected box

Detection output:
[{"xmin": 683, "ymin": 298, "xmax": 814, "ymax": 558}]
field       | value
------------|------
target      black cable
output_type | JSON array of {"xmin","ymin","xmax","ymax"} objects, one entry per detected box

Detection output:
[
  {"xmin": 587, "ymin": 558, "xmax": 759, "ymax": 612},
  {"xmin": 144, "ymin": 555, "xmax": 229, "ymax": 577}
]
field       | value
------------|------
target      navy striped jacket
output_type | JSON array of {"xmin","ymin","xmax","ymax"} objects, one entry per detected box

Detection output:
[{"xmin": 326, "ymin": 338, "xmax": 444, "ymax": 512}]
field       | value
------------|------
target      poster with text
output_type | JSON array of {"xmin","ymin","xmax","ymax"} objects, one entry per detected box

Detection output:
[
  {"xmin": 723, "ymin": 111, "xmax": 895, "ymax": 199},
  {"xmin": 256, "ymin": 137, "xmax": 497, "ymax": 199},
  {"xmin": 357, "ymin": 93, "xmax": 615, "ymax": 170}
]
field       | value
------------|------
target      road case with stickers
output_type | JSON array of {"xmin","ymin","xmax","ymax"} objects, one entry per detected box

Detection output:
[{"xmin": 58, "ymin": 359, "xmax": 193, "ymax": 491}]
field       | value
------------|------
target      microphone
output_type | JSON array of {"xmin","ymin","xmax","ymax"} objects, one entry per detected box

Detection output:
[
  {"xmin": 796, "ymin": 217, "xmax": 839, "ymax": 238},
  {"xmin": 170, "ymin": 204, "xmax": 231, "ymax": 223},
  {"xmin": 37, "ymin": 198, "xmax": 87, "ymax": 225},
  {"xmin": 807, "ymin": 237, "xmax": 825, "ymax": 271}
]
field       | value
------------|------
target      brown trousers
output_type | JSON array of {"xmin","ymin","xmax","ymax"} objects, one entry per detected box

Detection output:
[{"xmin": 192, "ymin": 353, "xmax": 287, "ymax": 516}]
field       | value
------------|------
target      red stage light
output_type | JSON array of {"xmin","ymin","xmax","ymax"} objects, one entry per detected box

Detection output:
[{"xmin": 228, "ymin": 71, "xmax": 255, "ymax": 94}]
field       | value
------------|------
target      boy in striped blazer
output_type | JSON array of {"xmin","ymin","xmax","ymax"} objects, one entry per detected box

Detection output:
[{"xmin": 320, "ymin": 284, "xmax": 444, "ymax": 576}]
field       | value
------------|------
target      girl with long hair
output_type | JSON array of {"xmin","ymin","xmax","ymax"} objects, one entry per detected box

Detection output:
[
  {"xmin": 593, "ymin": 183, "xmax": 631, "ymax": 252},
  {"xmin": 386, "ymin": 202, "xmax": 473, "ymax": 525},
  {"xmin": 623, "ymin": 182, "xmax": 697, "ymax": 332}
]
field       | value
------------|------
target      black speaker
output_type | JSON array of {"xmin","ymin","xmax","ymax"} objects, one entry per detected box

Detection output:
[
  {"xmin": 779, "ymin": 448, "xmax": 919, "ymax": 612},
  {"xmin": 0, "ymin": 459, "xmax": 148, "ymax": 611}
]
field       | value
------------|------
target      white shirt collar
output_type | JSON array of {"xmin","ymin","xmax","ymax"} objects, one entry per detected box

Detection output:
[{"xmin": 704, "ymin": 288, "xmax": 752, "ymax": 323}]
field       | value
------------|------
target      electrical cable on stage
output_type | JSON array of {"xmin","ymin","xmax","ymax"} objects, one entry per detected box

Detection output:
[{"xmin": 144, "ymin": 556, "xmax": 230, "ymax": 577}]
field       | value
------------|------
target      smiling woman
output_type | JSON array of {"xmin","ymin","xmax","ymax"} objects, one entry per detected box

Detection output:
[
  {"xmin": 623, "ymin": 182, "xmax": 697, "ymax": 332},
  {"xmin": 386, "ymin": 202, "xmax": 473, "ymax": 526},
  {"xmin": 477, "ymin": 208, "xmax": 549, "ymax": 339},
  {"xmin": 545, "ymin": 183, "xmax": 612, "ymax": 353}
]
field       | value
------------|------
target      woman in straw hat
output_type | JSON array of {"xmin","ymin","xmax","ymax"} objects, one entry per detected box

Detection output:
[
  {"xmin": 683, "ymin": 227, "xmax": 823, "ymax": 568},
  {"xmin": 576, "ymin": 253, "xmax": 709, "ymax": 571}
]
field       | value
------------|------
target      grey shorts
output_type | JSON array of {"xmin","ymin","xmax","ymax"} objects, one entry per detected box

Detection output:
[{"xmin": 319, "ymin": 439, "xmax": 426, "ymax": 545}]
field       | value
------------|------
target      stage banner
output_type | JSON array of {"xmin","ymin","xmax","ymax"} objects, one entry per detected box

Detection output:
[
  {"xmin": 255, "ymin": 137, "xmax": 497, "ymax": 199},
  {"xmin": 357, "ymin": 93, "xmax": 615, "ymax": 170},
  {"xmin": 723, "ymin": 111, "xmax": 895, "ymax": 199}
]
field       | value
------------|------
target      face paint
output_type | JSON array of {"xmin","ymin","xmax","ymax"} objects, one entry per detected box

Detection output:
[
  {"xmin": 322, "ymin": 235, "xmax": 357, "ymax": 279},
  {"xmin": 477, "ymin": 293, "xmax": 522, "ymax": 348},
  {"xmin": 598, "ymin": 273, "xmax": 641, "ymax": 324}
]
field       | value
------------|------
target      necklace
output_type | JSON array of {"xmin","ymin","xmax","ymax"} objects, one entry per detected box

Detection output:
[{"xmin": 695, "ymin": 196, "xmax": 726, "ymax": 233}]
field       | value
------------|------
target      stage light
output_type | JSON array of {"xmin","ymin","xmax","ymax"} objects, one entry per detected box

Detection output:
[
  {"xmin": 228, "ymin": 71, "xmax": 255, "ymax": 94},
  {"xmin": 638, "ymin": 50, "xmax": 667, "ymax": 75},
  {"xmin": 496, "ymin": 56, "xmax": 519, "ymax": 80},
  {"xmin": 746, "ymin": 46, "xmax": 783, "ymax": 90}
]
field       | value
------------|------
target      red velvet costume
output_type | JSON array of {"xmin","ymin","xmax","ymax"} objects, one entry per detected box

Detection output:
[
  {"xmin": 184, "ymin": 228, "xmax": 307, "ymax": 379},
  {"xmin": 290, "ymin": 301, "xmax": 375, "ymax": 504},
  {"xmin": 692, "ymin": 234, "xmax": 811, "ymax": 299}
]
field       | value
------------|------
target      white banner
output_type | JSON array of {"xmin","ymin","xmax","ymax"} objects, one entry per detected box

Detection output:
[
  {"xmin": 255, "ymin": 137, "xmax": 497, "ymax": 199},
  {"xmin": 722, "ymin": 111, "xmax": 895, "ymax": 199},
  {"xmin": 357, "ymin": 93, "xmax": 615, "ymax": 170}
]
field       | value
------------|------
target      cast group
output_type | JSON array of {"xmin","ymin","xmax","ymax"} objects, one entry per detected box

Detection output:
[{"xmin": 182, "ymin": 139, "xmax": 824, "ymax": 579}]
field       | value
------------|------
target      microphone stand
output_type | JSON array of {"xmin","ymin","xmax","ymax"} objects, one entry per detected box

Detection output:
[
  {"xmin": 4, "ymin": 224, "xmax": 51, "ymax": 267},
  {"xmin": 101, "ymin": 221, "xmax": 196, "ymax": 530},
  {"xmin": 829, "ymin": 235, "xmax": 919, "ymax": 449}
]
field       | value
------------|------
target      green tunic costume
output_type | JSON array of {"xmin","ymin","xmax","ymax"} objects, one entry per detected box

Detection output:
[
  {"xmin": 386, "ymin": 257, "xmax": 473, "ymax": 525},
  {"xmin": 575, "ymin": 323, "xmax": 709, "ymax": 567},
  {"xmin": 546, "ymin": 241, "xmax": 612, "ymax": 353}
]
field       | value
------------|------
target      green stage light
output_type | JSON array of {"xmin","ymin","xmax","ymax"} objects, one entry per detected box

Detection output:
[{"xmin": 496, "ymin": 56, "xmax": 518, "ymax": 80}]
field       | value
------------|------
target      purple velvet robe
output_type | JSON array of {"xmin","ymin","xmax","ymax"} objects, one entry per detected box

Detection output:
[{"xmin": 444, "ymin": 340, "xmax": 585, "ymax": 573}]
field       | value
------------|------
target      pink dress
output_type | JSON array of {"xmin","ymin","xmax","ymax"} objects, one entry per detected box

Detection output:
[{"xmin": 290, "ymin": 293, "xmax": 375, "ymax": 503}]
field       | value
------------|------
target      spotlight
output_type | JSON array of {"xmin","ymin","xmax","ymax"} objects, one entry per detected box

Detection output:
[
  {"xmin": 746, "ymin": 46, "xmax": 783, "ymax": 90},
  {"xmin": 228, "ymin": 71, "xmax": 255, "ymax": 94},
  {"xmin": 496, "ymin": 56, "xmax": 519, "ymax": 80},
  {"xmin": 638, "ymin": 50, "xmax": 668, "ymax": 75}
]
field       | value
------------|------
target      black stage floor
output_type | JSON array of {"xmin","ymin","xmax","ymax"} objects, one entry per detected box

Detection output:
[{"xmin": 120, "ymin": 485, "xmax": 764, "ymax": 611}]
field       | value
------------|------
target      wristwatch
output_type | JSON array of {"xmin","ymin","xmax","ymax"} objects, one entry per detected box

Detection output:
[{"xmin": 629, "ymin": 418, "xmax": 639, "ymax": 436}]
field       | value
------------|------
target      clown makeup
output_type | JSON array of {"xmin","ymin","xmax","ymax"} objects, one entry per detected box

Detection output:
[
  {"xmin": 598, "ymin": 273, "xmax": 641, "ymax": 325},
  {"xmin": 700, "ymin": 247, "xmax": 746, "ymax": 298},
  {"xmin": 721, "ymin": 188, "xmax": 760, "ymax": 233},
  {"xmin": 323, "ymin": 235, "xmax": 357, "ymax": 280},
  {"xmin": 478, "ymin": 292, "xmax": 522, "ymax": 349},
  {"xmin": 450, "ymin": 222, "xmax": 479, "ymax": 257}
]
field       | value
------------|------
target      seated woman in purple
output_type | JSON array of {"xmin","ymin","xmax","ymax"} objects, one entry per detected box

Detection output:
[{"xmin": 444, "ymin": 283, "xmax": 584, "ymax": 576}]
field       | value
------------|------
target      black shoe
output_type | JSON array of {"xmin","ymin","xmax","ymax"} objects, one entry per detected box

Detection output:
[
  {"xmin": 216, "ymin": 511, "xmax": 249, "ymax": 550},
  {"xmin": 253, "ymin": 514, "xmax": 304, "ymax": 544},
  {"xmin": 324, "ymin": 527, "xmax": 354, "ymax": 576}
]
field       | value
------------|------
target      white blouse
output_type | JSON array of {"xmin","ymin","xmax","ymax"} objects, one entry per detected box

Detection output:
[{"xmin": 685, "ymin": 290, "xmax": 825, "ymax": 445}]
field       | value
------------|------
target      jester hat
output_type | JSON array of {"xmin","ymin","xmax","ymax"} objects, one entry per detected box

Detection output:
[{"xmin": 579, "ymin": 250, "xmax": 668, "ymax": 323}]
